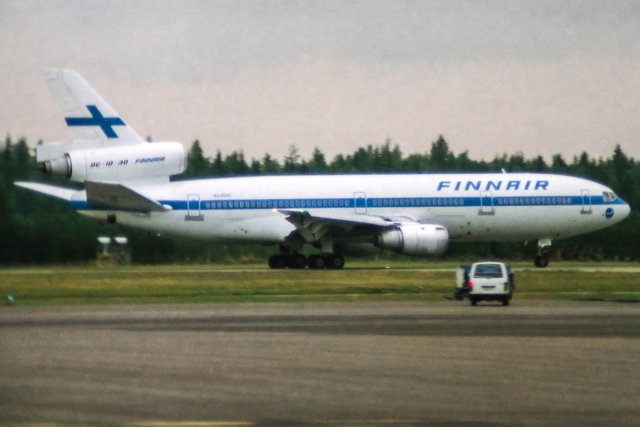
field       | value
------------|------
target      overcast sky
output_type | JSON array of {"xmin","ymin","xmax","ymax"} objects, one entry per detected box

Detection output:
[{"xmin": 1, "ymin": 0, "xmax": 639, "ymax": 162}]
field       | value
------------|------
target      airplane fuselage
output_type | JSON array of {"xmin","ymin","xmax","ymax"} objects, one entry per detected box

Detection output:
[{"xmin": 75, "ymin": 172, "xmax": 629, "ymax": 245}]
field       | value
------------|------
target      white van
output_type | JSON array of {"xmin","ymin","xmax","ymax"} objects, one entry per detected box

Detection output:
[{"xmin": 455, "ymin": 262, "xmax": 514, "ymax": 306}]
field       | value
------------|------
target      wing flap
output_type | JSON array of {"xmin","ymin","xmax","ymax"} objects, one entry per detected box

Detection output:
[
  {"xmin": 278, "ymin": 209, "xmax": 394, "ymax": 227},
  {"xmin": 278, "ymin": 209, "xmax": 398, "ymax": 242}
]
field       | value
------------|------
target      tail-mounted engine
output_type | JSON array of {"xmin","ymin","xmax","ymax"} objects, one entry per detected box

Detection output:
[{"xmin": 39, "ymin": 142, "xmax": 187, "ymax": 182}]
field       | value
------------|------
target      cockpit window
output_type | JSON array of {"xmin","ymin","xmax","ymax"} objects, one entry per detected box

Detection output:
[{"xmin": 602, "ymin": 191, "xmax": 617, "ymax": 202}]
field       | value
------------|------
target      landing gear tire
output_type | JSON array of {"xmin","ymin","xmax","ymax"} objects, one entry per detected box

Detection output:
[
  {"xmin": 534, "ymin": 255, "xmax": 549, "ymax": 268},
  {"xmin": 269, "ymin": 252, "xmax": 345, "ymax": 269},
  {"xmin": 308, "ymin": 255, "xmax": 326, "ymax": 269},
  {"xmin": 470, "ymin": 297, "xmax": 478, "ymax": 306},
  {"xmin": 502, "ymin": 298, "xmax": 510, "ymax": 306},
  {"xmin": 288, "ymin": 254, "xmax": 307, "ymax": 269},
  {"xmin": 268, "ymin": 254, "xmax": 288, "ymax": 269},
  {"xmin": 326, "ymin": 254, "xmax": 345, "ymax": 270}
]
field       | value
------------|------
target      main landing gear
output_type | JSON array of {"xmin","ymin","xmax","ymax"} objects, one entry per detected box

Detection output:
[
  {"xmin": 268, "ymin": 253, "xmax": 345, "ymax": 269},
  {"xmin": 267, "ymin": 253, "xmax": 306, "ymax": 269}
]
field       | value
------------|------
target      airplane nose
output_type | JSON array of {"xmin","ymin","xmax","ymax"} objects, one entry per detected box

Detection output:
[
  {"xmin": 613, "ymin": 200, "xmax": 631, "ymax": 222},
  {"xmin": 606, "ymin": 199, "xmax": 631, "ymax": 222}
]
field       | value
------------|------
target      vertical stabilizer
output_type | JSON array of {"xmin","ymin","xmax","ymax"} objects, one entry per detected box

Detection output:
[{"xmin": 47, "ymin": 69, "xmax": 143, "ymax": 144}]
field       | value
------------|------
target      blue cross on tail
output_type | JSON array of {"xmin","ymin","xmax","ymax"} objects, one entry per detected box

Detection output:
[{"xmin": 65, "ymin": 105, "xmax": 125, "ymax": 138}]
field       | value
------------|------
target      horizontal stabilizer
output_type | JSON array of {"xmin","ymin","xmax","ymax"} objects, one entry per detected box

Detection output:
[
  {"xmin": 85, "ymin": 181, "xmax": 169, "ymax": 213},
  {"xmin": 14, "ymin": 182, "xmax": 78, "ymax": 201}
]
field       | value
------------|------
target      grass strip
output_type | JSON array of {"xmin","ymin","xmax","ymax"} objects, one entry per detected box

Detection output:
[{"xmin": 0, "ymin": 264, "xmax": 639, "ymax": 306}]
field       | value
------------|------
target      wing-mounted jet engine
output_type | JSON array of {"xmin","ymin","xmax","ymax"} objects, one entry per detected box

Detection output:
[{"xmin": 376, "ymin": 223, "xmax": 449, "ymax": 256}]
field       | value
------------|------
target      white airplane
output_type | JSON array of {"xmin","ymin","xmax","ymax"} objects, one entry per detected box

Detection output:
[{"xmin": 16, "ymin": 70, "xmax": 631, "ymax": 269}]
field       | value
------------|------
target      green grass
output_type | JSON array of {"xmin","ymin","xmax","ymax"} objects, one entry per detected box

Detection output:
[{"xmin": 1, "ymin": 262, "xmax": 639, "ymax": 305}]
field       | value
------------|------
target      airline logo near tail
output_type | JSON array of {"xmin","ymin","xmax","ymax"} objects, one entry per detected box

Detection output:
[
  {"xmin": 64, "ymin": 104, "xmax": 125, "ymax": 138},
  {"xmin": 47, "ymin": 69, "xmax": 143, "ymax": 144}
]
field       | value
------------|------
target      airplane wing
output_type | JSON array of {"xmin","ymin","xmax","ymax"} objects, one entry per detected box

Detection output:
[
  {"xmin": 85, "ymin": 181, "xmax": 169, "ymax": 213},
  {"xmin": 278, "ymin": 209, "xmax": 415, "ymax": 242}
]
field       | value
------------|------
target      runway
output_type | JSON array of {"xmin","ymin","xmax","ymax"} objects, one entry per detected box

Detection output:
[{"xmin": 1, "ymin": 301, "xmax": 639, "ymax": 426}]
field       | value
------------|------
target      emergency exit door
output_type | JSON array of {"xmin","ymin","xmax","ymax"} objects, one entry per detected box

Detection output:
[
  {"xmin": 185, "ymin": 193, "xmax": 204, "ymax": 221},
  {"xmin": 479, "ymin": 191, "xmax": 495, "ymax": 215},
  {"xmin": 354, "ymin": 192, "xmax": 367, "ymax": 214},
  {"xmin": 581, "ymin": 189, "xmax": 592, "ymax": 214}
]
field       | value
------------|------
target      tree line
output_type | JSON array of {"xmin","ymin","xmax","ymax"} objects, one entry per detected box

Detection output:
[{"xmin": 1, "ymin": 135, "xmax": 638, "ymax": 264}]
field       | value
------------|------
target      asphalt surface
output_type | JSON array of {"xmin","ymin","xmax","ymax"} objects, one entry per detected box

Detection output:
[{"xmin": 1, "ymin": 301, "xmax": 639, "ymax": 427}]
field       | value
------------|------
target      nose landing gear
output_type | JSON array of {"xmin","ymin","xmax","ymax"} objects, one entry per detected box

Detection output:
[
  {"xmin": 534, "ymin": 239, "xmax": 552, "ymax": 268},
  {"xmin": 534, "ymin": 255, "xmax": 549, "ymax": 268}
]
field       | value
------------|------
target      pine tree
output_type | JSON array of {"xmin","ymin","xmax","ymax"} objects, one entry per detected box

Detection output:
[
  {"xmin": 212, "ymin": 150, "xmax": 224, "ymax": 175},
  {"xmin": 308, "ymin": 147, "xmax": 327, "ymax": 172},
  {"xmin": 261, "ymin": 154, "xmax": 280, "ymax": 174},
  {"xmin": 283, "ymin": 145, "xmax": 300, "ymax": 173},
  {"xmin": 185, "ymin": 140, "xmax": 210, "ymax": 177},
  {"xmin": 429, "ymin": 135, "xmax": 453, "ymax": 171}
]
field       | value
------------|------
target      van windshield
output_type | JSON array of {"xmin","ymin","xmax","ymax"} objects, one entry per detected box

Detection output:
[{"xmin": 474, "ymin": 264, "xmax": 503, "ymax": 278}]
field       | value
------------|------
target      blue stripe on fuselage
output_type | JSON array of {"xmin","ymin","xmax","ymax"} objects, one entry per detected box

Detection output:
[{"xmin": 70, "ymin": 195, "xmax": 626, "ymax": 211}]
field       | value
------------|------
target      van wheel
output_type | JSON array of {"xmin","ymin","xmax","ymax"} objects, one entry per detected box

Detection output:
[
  {"xmin": 502, "ymin": 298, "xmax": 510, "ymax": 306},
  {"xmin": 470, "ymin": 298, "xmax": 477, "ymax": 306}
]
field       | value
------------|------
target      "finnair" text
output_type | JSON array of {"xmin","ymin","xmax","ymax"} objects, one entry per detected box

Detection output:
[{"xmin": 437, "ymin": 180, "xmax": 549, "ymax": 192}]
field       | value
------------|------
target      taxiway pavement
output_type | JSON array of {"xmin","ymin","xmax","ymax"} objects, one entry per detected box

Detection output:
[{"xmin": 1, "ymin": 301, "xmax": 639, "ymax": 426}]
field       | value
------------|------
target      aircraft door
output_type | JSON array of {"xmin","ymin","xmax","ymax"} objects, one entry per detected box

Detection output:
[
  {"xmin": 581, "ymin": 189, "xmax": 592, "ymax": 214},
  {"xmin": 186, "ymin": 193, "xmax": 204, "ymax": 221},
  {"xmin": 354, "ymin": 192, "xmax": 367, "ymax": 214},
  {"xmin": 479, "ymin": 191, "xmax": 495, "ymax": 215}
]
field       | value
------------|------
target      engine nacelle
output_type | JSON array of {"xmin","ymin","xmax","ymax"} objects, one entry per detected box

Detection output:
[
  {"xmin": 40, "ymin": 142, "xmax": 187, "ymax": 182},
  {"xmin": 377, "ymin": 224, "xmax": 449, "ymax": 256}
]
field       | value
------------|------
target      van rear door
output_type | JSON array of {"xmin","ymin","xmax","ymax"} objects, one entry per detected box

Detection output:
[{"xmin": 471, "ymin": 263, "xmax": 506, "ymax": 295}]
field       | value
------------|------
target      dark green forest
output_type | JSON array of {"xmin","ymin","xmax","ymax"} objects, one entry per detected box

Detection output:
[{"xmin": 1, "ymin": 135, "xmax": 638, "ymax": 265}]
